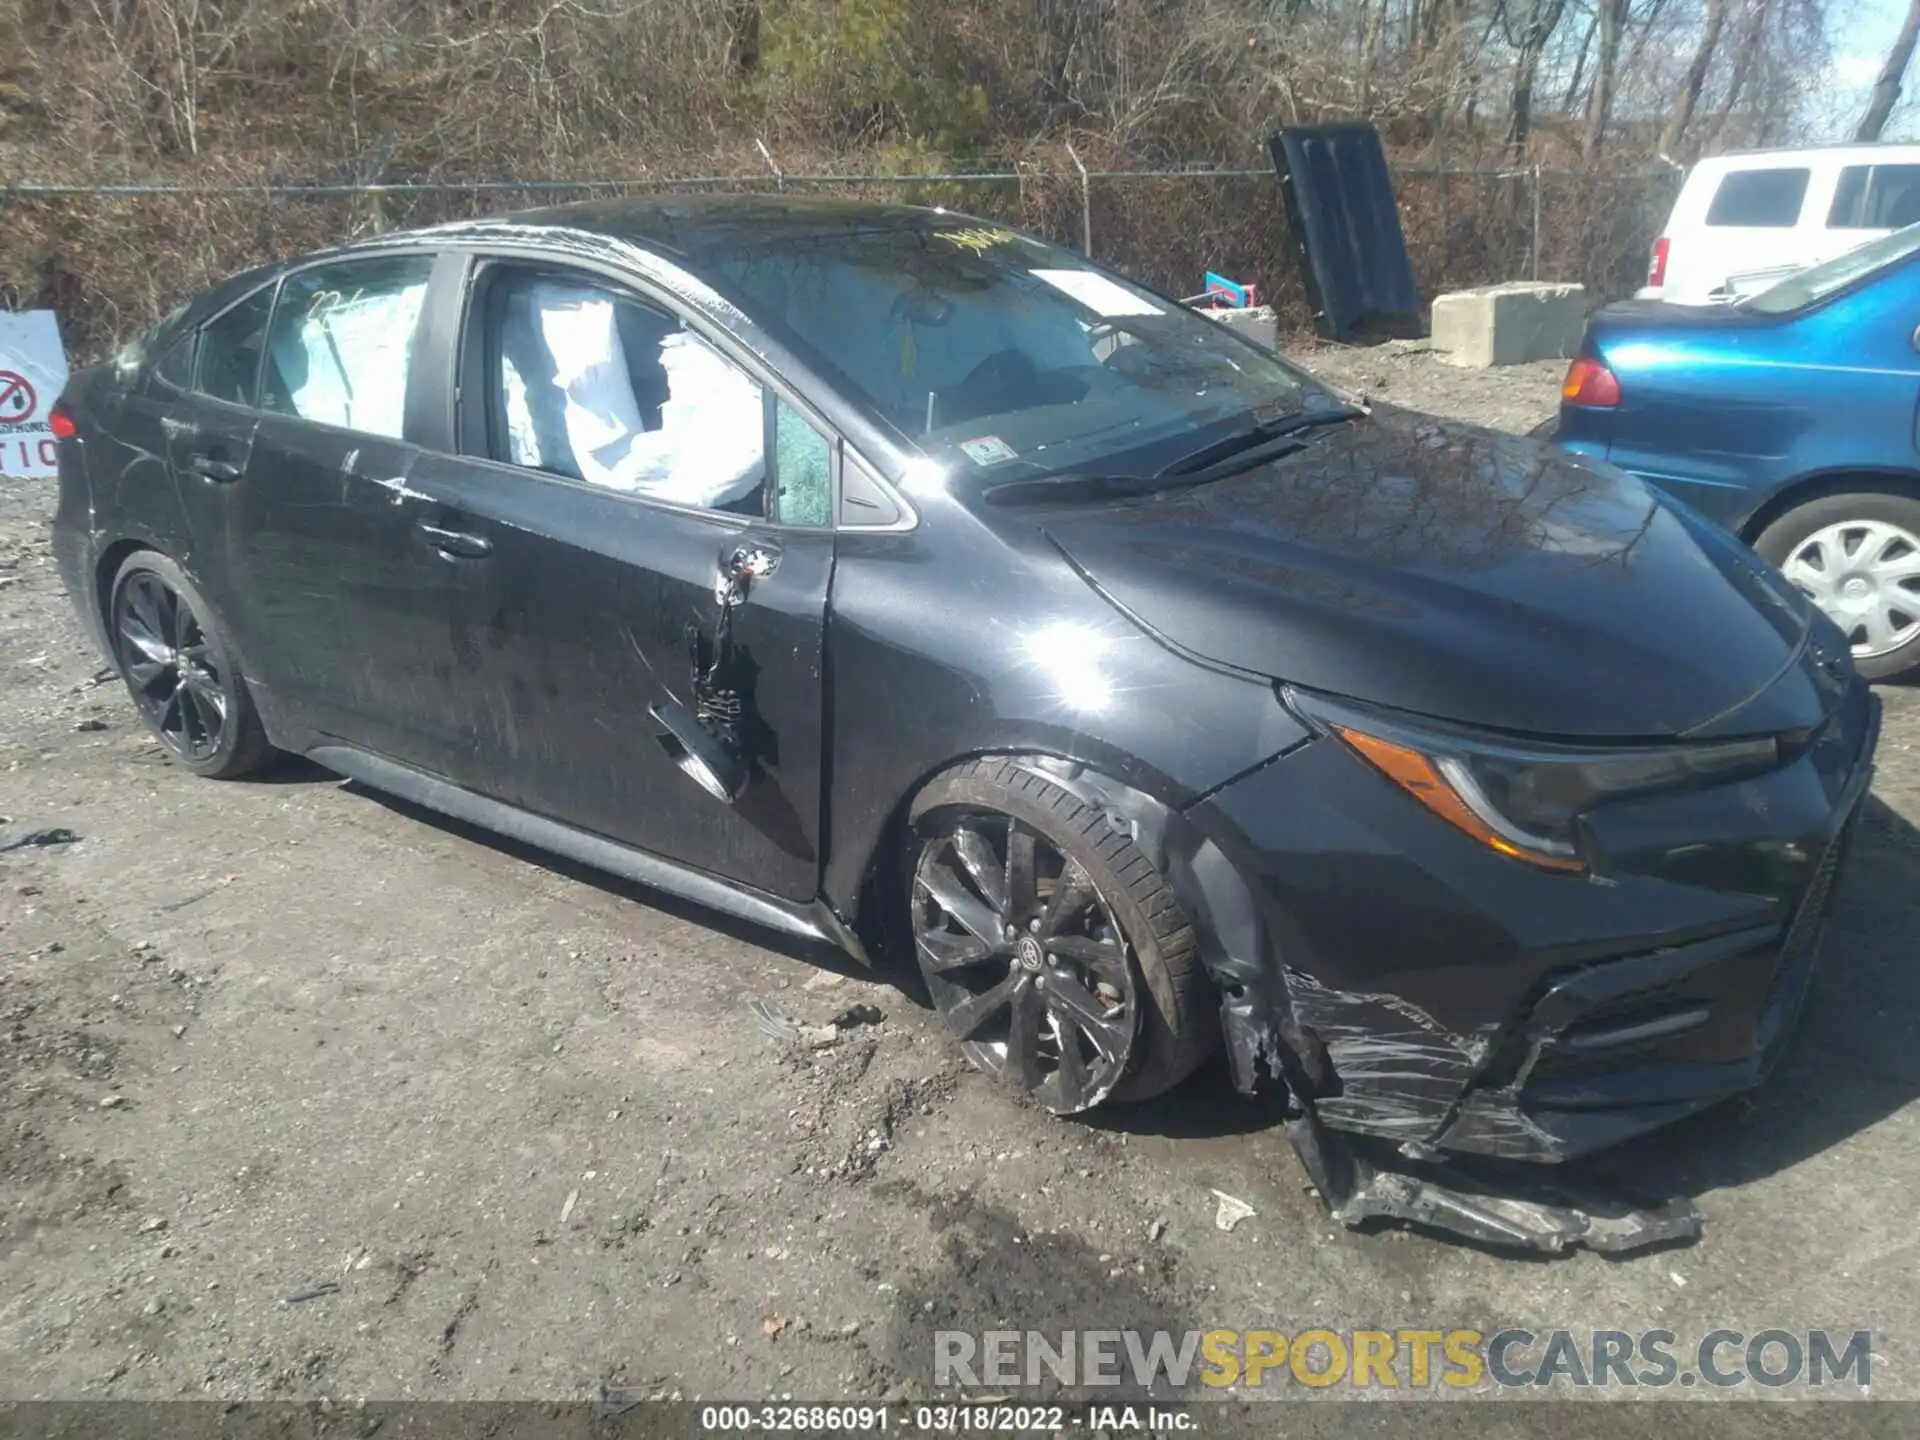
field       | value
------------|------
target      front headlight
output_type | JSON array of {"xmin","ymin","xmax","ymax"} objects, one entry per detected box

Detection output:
[{"xmin": 1286, "ymin": 688, "xmax": 1779, "ymax": 875}]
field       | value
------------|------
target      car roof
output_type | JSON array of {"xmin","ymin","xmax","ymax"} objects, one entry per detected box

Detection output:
[
  {"xmin": 156, "ymin": 195, "xmax": 987, "ymax": 342},
  {"xmin": 1692, "ymin": 142, "xmax": 1920, "ymax": 172},
  {"xmin": 341, "ymin": 193, "xmax": 973, "ymax": 269}
]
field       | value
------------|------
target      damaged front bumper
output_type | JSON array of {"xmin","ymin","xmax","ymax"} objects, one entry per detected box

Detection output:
[{"xmin": 1191, "ymin": 671, "xmax": 1877, "ymax": 1249}]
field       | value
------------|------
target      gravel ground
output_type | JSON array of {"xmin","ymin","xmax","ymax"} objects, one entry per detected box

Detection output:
[{"xmin": 3, "ymin": 348, "xmax": 1918, "ymax": 1421}]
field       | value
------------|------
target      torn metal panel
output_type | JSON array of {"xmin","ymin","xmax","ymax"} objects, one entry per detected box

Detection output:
[
  {"xmin": 1331, "ymin": 1159, "xmax": 1703, "ymax": 1256},
  {"xmin": 1282, "ymin": 967, "xmax": 1494, "ymax": 1143},
  {"xmin": 1219, "ymin": 988, "xmax": 1290, "ymax": 1096},
  {"xmin": 1285, "ymin": 1106, "xmax": 1701, "ymax": 1257}
]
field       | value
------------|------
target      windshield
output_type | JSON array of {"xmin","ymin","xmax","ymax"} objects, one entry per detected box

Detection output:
[
  {"xmin": 1743, "ymin": 222, "xmax": 1920, "ymax": 314},
  {"xmin": 701, "ymin": 220, "xmax": 1325, "ymax": 477}
]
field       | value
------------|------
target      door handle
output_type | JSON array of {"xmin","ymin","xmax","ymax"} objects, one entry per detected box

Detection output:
[
  {"xmin": 188, "ymin": 453, "xmax": 242, "ymax": 482},
  {"xmin": 416, "ymin": 522, "xmax": 492, "ymax": 559},
  {"xmin": 718, "ymin": 539, "xmax": 782, "ymax": 600}
]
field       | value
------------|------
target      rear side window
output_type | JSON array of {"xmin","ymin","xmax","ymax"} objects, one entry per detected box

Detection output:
[
  {"xmin": 1827, "ymin": 164, "xmax": 1920, "ymax": 229},
  {"xmin": 261, "ymin": 256, "xmax": 433, "ymax": 439},
  {"xmin": 1705, "ymin": 168, "xmax": 1810, "ymax": 228},
  {"xmin": 195, "ymin": 287, "xmax": 276, "ymax": 406}
]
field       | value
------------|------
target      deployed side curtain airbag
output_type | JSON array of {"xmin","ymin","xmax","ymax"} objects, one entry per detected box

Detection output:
[
  {"xmin": 502, "ymin": 279, "xmax": 766, "ymax": 507},
  {"xmin": 267, "ymin": 270, "xmax": 429, "ymax": 439}
]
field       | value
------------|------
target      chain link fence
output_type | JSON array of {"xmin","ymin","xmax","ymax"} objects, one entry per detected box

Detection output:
[{"xmin": 1, "ymin": 165, "xmax": 1683, "ymax": 359}]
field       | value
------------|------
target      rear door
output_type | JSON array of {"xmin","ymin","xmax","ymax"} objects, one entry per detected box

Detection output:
[
  {"xmin": 400, "ymin": 257, "xmax": 838, "ymax": 900},
  {"xmin": 169, "ymin": 250, "xmax": 474, "ymax": 768},
  {"xmin": 163, "ymin": 285, "xmax": 273, "ymax": 628},
  {"xmin": 228, "ymin": 251, "xmax": 454, "ymax": 764}
]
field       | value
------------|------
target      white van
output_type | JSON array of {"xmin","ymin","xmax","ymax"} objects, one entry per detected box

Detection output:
[{"xmin": 1639, "ymin": 143, "xmax": 1920, "ymax": 304}]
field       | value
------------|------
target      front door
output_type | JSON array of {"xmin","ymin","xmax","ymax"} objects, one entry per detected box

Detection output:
[{"xmin": 403, "ymin": 261, "xmax": 837, "ymax": 900}]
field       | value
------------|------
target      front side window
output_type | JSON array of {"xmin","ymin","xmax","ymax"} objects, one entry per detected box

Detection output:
[
  {"xmin": 701, "ymin": 222, "xmax": 1326, "ymax": 482},
  {"xmin": 1705, "ymin": 168, "xmax": 1810, "ymax": 228},
  {"xmin": 1827, "ymin": 164, "xmax": 1920, "ymax": 229},
  {"xmin": 195, "ymin": 286, "xmax": 276, "ymax": 407},
  {"xmin": 486, "ymin": 270, "xmax": 767, "ymax": 514},
  {"xmin": 261, "ymin": 256, "xmax": 432, "ymax": 439}
]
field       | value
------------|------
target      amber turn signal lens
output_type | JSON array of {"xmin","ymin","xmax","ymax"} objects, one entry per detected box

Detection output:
[
  {"xmin": 1560, "ymin": 357, "xmax": 1621, "ymax": 408},
  {"xmin": 1332, "ymin": 725, "xmax": 1587, "ymax": 874}
]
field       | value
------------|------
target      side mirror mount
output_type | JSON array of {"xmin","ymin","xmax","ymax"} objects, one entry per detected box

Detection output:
[{"xmin": 650, "ymin": 699, "xmax": 748, "ymax": 804}]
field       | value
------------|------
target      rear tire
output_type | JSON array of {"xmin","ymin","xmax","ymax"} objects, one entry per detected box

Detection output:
[
  {"xmin": 108, "ymin": 550, "xmax": 276, "ymax": 779},
  {"xmin": 907, "ymin": 758, "xmax": 1216, "ymax": 1113},
  {"xmin": 1753, "ymin": 492, "xmax": 1920, "ymax": 682}
]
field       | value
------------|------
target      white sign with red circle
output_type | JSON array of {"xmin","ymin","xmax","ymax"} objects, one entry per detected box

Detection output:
[{"xmin": 0, "ymin": 310, "xmax": 70, "ymax": 480}]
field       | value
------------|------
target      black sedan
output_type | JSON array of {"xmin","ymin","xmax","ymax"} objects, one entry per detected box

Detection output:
[{"xmin": 50, "ymin": 199, "xmax": 1876, "ymax": 1248}]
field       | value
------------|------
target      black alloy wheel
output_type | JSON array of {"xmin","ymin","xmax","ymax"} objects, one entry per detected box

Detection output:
[
  {"xmin": 115, "ymin": 568, "xmax": 229, "ymax": 762},
  {"xmin": 108, "ymin": 552, "xmax": 274, "ymax": 779},
  {"xmin": 913, "ymin": 811, "xmax": 1140, "ymax": 1114}
]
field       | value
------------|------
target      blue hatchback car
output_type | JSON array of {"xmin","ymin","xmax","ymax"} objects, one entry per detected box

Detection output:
[{"xmin": 1553, "ymin": 224, "xmax": 1920, "ymax": 680}]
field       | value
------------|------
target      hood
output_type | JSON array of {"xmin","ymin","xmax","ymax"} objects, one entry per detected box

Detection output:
[{"xmin": 1041, "ymin": 408, "xmax": 1823, "ymax": 740}]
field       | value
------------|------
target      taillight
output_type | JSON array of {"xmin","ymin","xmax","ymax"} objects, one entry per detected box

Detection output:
[
  {"xmin": 1648, "ymin": 236, "xmax": 1670, "ymax": 288},
  {"xmin": 48, "ymin": 402, "xmax": 78, "ymax": 441},
  {"xmin": 1561, "ymin": 357, "xmax": 1621, "ymax": 408}
]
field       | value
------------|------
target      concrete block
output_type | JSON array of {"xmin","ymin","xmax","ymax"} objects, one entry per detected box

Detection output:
[
  {"xmin": 1430, "ymin": 282, "xmax": 1587, "ymax": 367},
  {"xmin": 1202, "ymin": 304, "xmax": 1277, "ymax": 354}
]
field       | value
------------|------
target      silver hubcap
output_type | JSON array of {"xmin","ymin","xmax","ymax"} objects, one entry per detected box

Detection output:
[{"xmin": 1781, "ymin": 519, "xmax": 1920, "ymax": 659}]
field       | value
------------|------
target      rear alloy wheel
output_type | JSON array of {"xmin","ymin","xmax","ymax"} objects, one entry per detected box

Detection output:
[
  {"xmin": 1755, "ymin": 492, "xmax": 1920, "ymax": 681},
  {"xmin": 908, "ymin": 759, "xmax": 1215, "ymax": 1115},
  {"xmin": 109, "ymin": 551, "xmax": 274, "ymax": 778}
]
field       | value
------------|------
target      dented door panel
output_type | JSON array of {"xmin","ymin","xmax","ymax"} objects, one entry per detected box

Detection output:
[{"xmin": 401, "ymin": 452, "xmax": 831, "ymax": 901}]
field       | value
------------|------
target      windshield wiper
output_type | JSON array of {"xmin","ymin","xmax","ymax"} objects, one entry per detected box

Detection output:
[
  {"xmin": 1154, "ymin": 404, "xmax": 1365, "ymax": 480},
  {"xmin": 980, "ymin": 404, "xmax": 1368, "ymax": 507}
]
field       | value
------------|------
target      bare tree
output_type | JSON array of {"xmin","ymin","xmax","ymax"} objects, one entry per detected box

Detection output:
[
  {"xmin": 1581, "ymin": 0, "xmax": 1629, "ymax": 154},
  {"xmin": 1561, "ymin": 5, "xmax": 1600, "ymax": 111},
  {"xmin": 1658, "ymin": 0, "xmax": 1728, "ymax": 154},
  {"xmin": 1858, "ymin": 0, "xmax": 1920, "ymax": 140},
  {"xmin": 1501, "ymin": 0, "xmax": 1573, "ymax": 153}
]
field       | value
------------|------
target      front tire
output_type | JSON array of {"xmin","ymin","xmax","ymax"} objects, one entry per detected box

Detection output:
[
  {"xmin": 907, "ymin": 759, "xmax": 1215, "ymax": 1114},
  {"xmin": 1754, "ymin": 492, "xmax": 1920, "ymax": 682},
  {"xmin": 108, "ymin": 550, "xmax": 275, "ymax": 778}
]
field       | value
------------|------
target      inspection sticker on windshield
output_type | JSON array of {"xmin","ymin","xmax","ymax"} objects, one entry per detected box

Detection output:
[
  {"xmin": 1031, "ymin": 269, "xmax": 1163, "ymax": 317},
  {"xmin": 959, "ymin": 434, "xmax": 1018, "ymax": 466}
]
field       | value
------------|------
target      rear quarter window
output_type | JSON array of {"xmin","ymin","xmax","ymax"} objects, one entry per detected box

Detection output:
[
  {"xmin": 195, "ymin": 286, "xmax": 277, "ymax": 407},
  {"xmin": 152, "ymin": 331, "xmax": 197, "ymax": 391},
  {"xmin": 1705, "ymin": 168, "xmax": 1811, "ymax": 228}
]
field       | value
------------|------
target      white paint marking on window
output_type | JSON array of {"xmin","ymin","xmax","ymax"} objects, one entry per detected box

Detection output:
[{"xmin": 1029, "ymin": 269, "xmax": 1163, "ymax": 317}]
